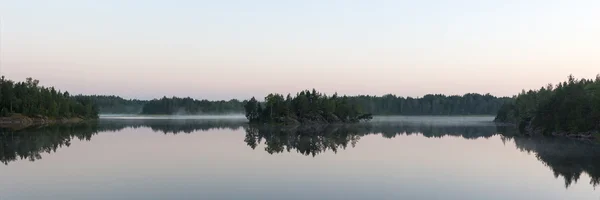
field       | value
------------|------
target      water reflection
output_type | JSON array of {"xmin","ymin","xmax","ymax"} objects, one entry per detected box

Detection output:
[
  {"xmin": 0, "ymin": 119, "xmax": 247, "ymax": 165},
  {"xmin": 508, "ymin": 136, "xmax": 600, "ymax": 188},
  {"xmin": 243, "ymin": 122, "xmax": 509, "ymax": 157},
  {"xmin": 244, "ymin": 125, "xmax": 362, "ymax": 156},
  {"xmin": 97, "ymin": 118, "xmax": 246, "ymax": 133},
  {"xmin": 0, "ymin": 123, "xmax": 99, "ymax": 164},
  {"xmin": 1, "ymin": 118, "xmax": 599, "ymax": 189}
]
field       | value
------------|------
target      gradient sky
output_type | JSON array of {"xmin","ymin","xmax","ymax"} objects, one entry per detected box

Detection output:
[{"xmin": 1, "ymin": 0, "xmax": 599, "ymax": 100}]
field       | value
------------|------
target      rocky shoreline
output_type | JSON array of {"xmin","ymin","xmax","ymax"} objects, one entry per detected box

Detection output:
[
  {"xmin": 0, "ymin": 114, "xmax": 88, "ymax": 129},
  {"xmin": 497, "ymin": 121, "xmax": 600, "ymax": 140}
]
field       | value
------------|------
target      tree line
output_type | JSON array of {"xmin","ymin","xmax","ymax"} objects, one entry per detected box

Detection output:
[
  {"xmin": 83, "ymin": 95, "xmax": 146, "ymax": 114},
  {"xmin": 351, "ymin": 93, "xmax": 510, "ymax": 115},
  {"xmin": 84, "ymin": 93, "xmax": 509, "ymax": 116},
  {"xmin": 495, "ymin": 75, "xmax": 600, "ymax": 135},
  {"xmin": 0, "ymin": 77, "xmax": 98, "ymax": 119},
  {"xmin": 140, "ymin": 96, "xmax": 243, "ymax": 115},
  {"xmin": 244, "ymin": 89, "xmax": 373, "ymax": 124},
  {"xmin": 0, "ymin": 76, "xmax": 511, "ymax": 118}
]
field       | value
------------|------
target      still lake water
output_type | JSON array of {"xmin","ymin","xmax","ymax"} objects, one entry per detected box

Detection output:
[{"xmin": 1, "ymin": 116, "xmax": 600, "ymax": 200}]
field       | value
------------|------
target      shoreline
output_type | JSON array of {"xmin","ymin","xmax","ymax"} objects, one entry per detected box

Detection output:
[
  {"xmin": 494, "ymin": 122, "xmax": 600, "ymax": 140},
  {"xmin": 0, "ymin": 114, "xmax": 90, "ymax": 129}
]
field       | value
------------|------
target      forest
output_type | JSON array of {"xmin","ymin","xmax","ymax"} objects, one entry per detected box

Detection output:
[
  {"xmin": 140, "ymin": 96, "xmax": 243, "ymax": 115},
  {"xmin": 495, "ymin": 75, "xmax": 600, "ymax": 136},
  {"xmin": 85, "ymin": 92, "xmax": 509, "ymax": 116},
  {"xmin": 351, "ymin": 93, "xmax": 510, "ymax": 115},
  {"xmin": 83, "ymin": 95, "xmax": 146, "ymax": 114},
  {"xmin": 0, "ymin": 76, "xmax": 98, "ymax": 119},
  {"xmin": 0, "ymin": 76, "xmax": 510, "ymax": 119},
  {"xmin": 244, "ymin": 89, "xmax": 373, "ymax": 124},
  {"xmin": 80, "ymin": 95, "xmax": 244, "ymax": 115}
]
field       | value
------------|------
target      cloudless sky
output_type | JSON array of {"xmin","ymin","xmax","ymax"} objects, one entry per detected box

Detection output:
[{"xmin": 1, "ymin": 0, "xmax": 599, "ymax": 100}]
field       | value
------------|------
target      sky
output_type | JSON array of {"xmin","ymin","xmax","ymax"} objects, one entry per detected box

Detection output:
[{"xmin": 0, "ymin": 0, "xmax": 599, "ymax": 100}]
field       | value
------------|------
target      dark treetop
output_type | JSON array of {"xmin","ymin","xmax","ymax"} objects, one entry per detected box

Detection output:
[
  {"xmin": 495, "ymin": 75, "xmax": 600, "ymax": 136},
  {"xmin": 244, "ymin": 89, "xmax": 373, "ymax": 124},
  {"xmin": 0, "ymin": 77, "xmax": 98, "ymax": 119}
]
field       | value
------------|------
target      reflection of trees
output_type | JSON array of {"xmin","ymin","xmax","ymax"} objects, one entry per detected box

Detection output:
[
  {"xmin": 3, "ymin": 119, "xmax": 600, "ymax": 189},
  {"xmin": 0, "ymin": 122, "xmax": 99, "ymax": 165},
  {"xmin": 244, "ymin": 125, "xmax": 361, "ymax": 156},
  {"xmin": 0, "ymin": 119, "xmax": 246, "ymax": 165},
  {"xmin": 97, "ymin": 119, "xmax": 246, "ymax": 134},
  {"xmin": 247, "ymin": 123, "xmax": 600, "ymax": 188},
  {"xmin": 244, "ymin": 123, "xmax": 506, "ymax": 157},
  {"xmin": 504, "ymin": 135, "xmax": 600, "ymax": 188},
  {"xmin": 366, "ymin": 121, "xmax": 502, "ymax": 139}
]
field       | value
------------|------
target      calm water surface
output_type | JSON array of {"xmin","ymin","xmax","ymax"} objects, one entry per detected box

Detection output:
[{"xmin": 1, "ymin": 116, "xmax": 600, "ymax": 200}]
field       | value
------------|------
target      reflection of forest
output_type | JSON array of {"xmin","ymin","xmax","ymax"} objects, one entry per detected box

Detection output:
[
  {"xmin": 0, "ymin": 119, "xmax": 246, "ymax": 165},
  {"xmin": 97, "ymin": 119, "xmax": 247, "ymax": 133},
  {"xmin": 0, "ymin": 122, "xmax": 98, "ymax": 165},
  {"xmin": 508, "ymin": 136, "xmax": 600, "ymax": 188},
  {"xmin": 243, "ymin": 123, "xmax": 507, "ymax": 157},
  {"xmin": 1, "ymin": 119, "xmax": 599, "ymax": 188}
]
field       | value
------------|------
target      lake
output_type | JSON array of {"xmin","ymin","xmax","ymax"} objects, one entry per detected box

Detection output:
[{"xmin": 1, "ymin": 116, "xmax": 600, "ymax": 200}]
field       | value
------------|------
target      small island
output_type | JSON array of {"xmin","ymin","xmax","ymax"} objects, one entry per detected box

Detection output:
[{"xmin": 243, "ymin": 89, "xmax": 373, "ymax": 124}]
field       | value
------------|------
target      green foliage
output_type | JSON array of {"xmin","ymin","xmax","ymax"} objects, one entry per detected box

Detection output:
[
  {"xmin": 495, "ymin": 75, "xmax": 600, "ymax": 135},
  {"xmin": 244, "ymin": 89, "xmax": 372, "ymax": 124},
  {"xmin": 0, "ymin": 76, "xmax": 98, "ymax": 119},
  {"xmin": 0, "ymin": 108, "xmax": 8, "ymax": 117},
  {"xmin": 140, "ymin": 97, "xmax": 243, "ymax": 115},
  {"xmin": 244, "ymin": 90, "xmax": 505, "ymax": 124},
  {"xmin": 71, "ymin": 96, "xmax": 99, "ymax": 119},
  {"xmin": 49, "ymin": 102, "xmax": 59, "ymax": 117},
  {"xmin": 244, "ymin": 97, "xmax": 260, "ymax": 121},
  {"xmin": 349, "ymin": 93, "xmax": 510, "ymax": 115},
  {"xmin": 79, "ymin": 95, "xmax": 246, "ymax": 115},
  {"xmin": 81, "ymin": 95, "xmax": 146, "ymax": 114}
]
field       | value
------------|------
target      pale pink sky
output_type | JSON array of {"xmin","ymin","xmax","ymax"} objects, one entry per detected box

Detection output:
[{"xmin": 1, "ymin": 0, "xmax": 599, "ymax": 100}]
